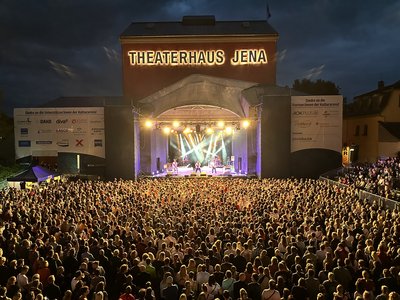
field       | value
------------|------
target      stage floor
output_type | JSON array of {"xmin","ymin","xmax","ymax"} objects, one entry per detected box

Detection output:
[{"xmin": 152, "ymin": 165, "xmax": 248, "ymax": 178}]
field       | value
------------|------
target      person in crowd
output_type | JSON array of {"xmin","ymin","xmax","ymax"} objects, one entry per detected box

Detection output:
[{"xmin": 0, "ymin": 166, "xmax": 399, "ymax": 300}]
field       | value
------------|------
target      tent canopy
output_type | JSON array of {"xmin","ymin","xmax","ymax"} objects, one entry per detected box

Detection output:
[{"xmin": 7, "ymin": 165, "xmax": 57, "ymax": 183}]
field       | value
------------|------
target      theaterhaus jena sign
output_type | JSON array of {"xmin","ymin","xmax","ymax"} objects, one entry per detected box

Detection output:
[{"xmin": 127, "ymin": 49, "xmax": 268, "ymax": 66}]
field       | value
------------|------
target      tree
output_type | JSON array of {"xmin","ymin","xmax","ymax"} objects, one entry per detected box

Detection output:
[
  {"xmin": 292, "ymin": 78, "xmax": 340, "ymax": 95},
  {"xmin": 0, "ymin": 90, "xmax": 15, "ymax": 166}
]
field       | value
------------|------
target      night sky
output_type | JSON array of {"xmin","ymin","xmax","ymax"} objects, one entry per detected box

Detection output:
[{"xmin": 1, "ymin": 0, "xmax": 399, "ymax": 116}]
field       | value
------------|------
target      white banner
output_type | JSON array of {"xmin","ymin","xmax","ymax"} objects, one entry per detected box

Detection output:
[
  {"xmin": 14, "ymin": 107, "xmax": 105, "ymax": 159},
  {"xmin": 291, "ymin": 95, "xmax": 342, "ymax": 153}
]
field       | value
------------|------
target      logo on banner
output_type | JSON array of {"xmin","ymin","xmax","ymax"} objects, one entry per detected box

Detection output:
[
  {"xmin": 36, "ymin": 141, "xmax": 53, "ymax": 145},
  {"xmin": 94, "ymin": 139, "xmax": 103, "ymax": 147},
  {"xmin": 76, "ymin": 139, "xmax": 84, "ymax": 147},
  {"xmin": 40, "ymin": 119, "xmax": 52, "ymax": 124},
  {"xmin": 56, "ymin": 119, "xmax": 68, "ymax": 124},
  {"xmin": 18, "ymin": 140, "xmax": 31, "ymax": 147},
  {"xmin": 20, "ymin": 128, "xmax": 29, "ymax": 135},
  {"xmin": 17, "ymin": 118, "xmax": 32, "ymax": 124},
  {"xmin": 56, "ymin": 128, "xmax": 72, "ymax": 133},
  {"xmin": 57, "ymin": 140, "xmax": 69, "ymax": 147},
  {"xmin": 38, "ymin": 129, "xmax": 53, "ymax": 134},
  {"xmin": 72, "ymin": 119, "xmax": 88, "ymax": 124}
]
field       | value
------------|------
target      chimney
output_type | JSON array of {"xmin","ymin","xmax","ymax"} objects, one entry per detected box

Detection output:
[{"xmin": 378, "ymin": 80, "xmax": 384, "ymax": 89}]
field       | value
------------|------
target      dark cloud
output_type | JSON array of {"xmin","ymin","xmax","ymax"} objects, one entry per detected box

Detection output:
[{"xmin": 1, "ymin": 0, "xmax": 399, "ymax": 115}]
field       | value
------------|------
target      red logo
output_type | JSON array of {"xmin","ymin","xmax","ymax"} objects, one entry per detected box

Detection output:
[{"xmin": 76, "ymin": 139, "xmax": 83, "ymax": 146}]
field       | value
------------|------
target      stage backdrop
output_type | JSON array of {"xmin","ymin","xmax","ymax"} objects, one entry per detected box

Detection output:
[{"xmin": 14, "ymin": 107, "xmax": 105, "ymax": 160}]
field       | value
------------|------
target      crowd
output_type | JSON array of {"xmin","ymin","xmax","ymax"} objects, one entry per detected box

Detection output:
[
  {"xmin": 339, "ymin": 157, "xmax": 400, "ymax": 201},
  {"xmin": 1, "ymin": 176, "xmax": 400, "ymax": 300}
]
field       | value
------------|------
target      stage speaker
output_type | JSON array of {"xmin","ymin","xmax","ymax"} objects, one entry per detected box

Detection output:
[
  {"xmin": 208, "ymin": 175, "xmax": 213, "ymax": 178},
  {"xmin": 184, "ymin": 175, "xmax": 189, "ymax": 177},
  {"xmin": 190, "ymin": 173, "xmax": 197, "ymax": 176},
  {"xmin": 200, "ymin": 172, "xmax": 207, "ymax": 177},
  {"xmin": 196, "ymin": 124, "xmax": 201, "ymax": 133}
]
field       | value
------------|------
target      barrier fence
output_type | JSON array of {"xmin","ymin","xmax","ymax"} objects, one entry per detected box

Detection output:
[{"xmin": 320, "ymin": 176, "xmax": 400, "ymax": 210}]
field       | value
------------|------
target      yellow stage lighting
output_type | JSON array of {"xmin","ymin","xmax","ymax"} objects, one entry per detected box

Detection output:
[
  {"xmin": 172, "ymin": 121, "xmax": 180, "ymax": 128},
  {"xmin": 217, "ymin": 121, "xmax": 225, "ymax": 128},
  {"xmin": 206, "ymin": 127, "xmax": 214, "ymax": 134},
  {"xmin": 225, "ymin": 126, "xmax": 233, "ymax": 134},
  {"xmin": 242, "ymin": 120, "xmax": 250, "ymax": 129},
  {"xmin": 144, "ymin": 120, "xmax": 153, "ymax": 128},
  {"xmin": 163, "ymin": 127, "xmax": 171, "ymax": 134},
  {"xmin": 183, "ymin": 127, "xmax": 191, "ymax": 134}
]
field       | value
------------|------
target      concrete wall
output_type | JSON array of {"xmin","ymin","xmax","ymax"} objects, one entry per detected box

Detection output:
[
  {"xmin": 152, "ymin": 129, "xmax": 168, "ymax": 173},
  {"xmin": 260, "ymin": 95, "xmax": 292, "ymax": 178},
  {"xmin": 232, "ymin": 129, "xmax": 248, "ymax": 173},
  {"xmin": 104, "ymin": 106, "xmax": 135, "ymax": 179}
]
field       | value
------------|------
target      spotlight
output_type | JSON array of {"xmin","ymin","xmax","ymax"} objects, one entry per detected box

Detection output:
[
  {"xmin": 206, "ymin": 127, "xmax": 214, "ymax": 134},
  {"xmin": 242, "ymin": 120, "xmax": 250, "ymax": 129},
  {"xmin": 163, "ymin": 127, "xmax": 171, "ymax": 134},
  {"xmin": 172, "ymin": 121, "xmax": 180, "ymax": 128},
  {"xmin": 217, "ymin": 121, "xmax": 225, "ymax": 129},
  {"xmin": 144, "ymin": 120, "xmax": 153, "ymax": 128},
  {"xmin": 183, "ymin": 127, "xmax": 191, "ymax": 134},
  {"xmin": 225, "ymin": 126, "xmax": 233, "ymax": 134}
]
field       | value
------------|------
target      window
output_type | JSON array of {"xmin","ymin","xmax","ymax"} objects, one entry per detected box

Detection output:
[
  {"xmin": 363, "ymin": 124, "xmax": 368, "ymax": 136},
  {"xmin": 355, "ymin": 125, "xmax": 360, "ymax": 136}
]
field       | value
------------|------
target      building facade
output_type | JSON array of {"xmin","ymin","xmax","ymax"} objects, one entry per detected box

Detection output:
[
  {"xmin": 14, "ymin": 16, "xmax": 343, "ymax": 179},
  {"xmin": 343, "ymin": 80, "xmax": 400, "ymax": 162}
]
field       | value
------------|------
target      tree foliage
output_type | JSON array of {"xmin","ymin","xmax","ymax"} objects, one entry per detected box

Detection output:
[
  {"xmin": 0, "ymin": 90, "xmax": 15, "ymax": 166},
  {"xmin": 292, "ymin": 78, "xmax": 340, "ymax": 95}
]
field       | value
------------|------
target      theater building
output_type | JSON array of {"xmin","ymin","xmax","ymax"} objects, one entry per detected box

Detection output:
[{"xmin": 14, "ymin": 16, "xmax": 343, "ymax": 179}]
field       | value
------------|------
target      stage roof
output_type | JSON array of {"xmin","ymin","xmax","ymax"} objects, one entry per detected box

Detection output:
[{"xmin": 137, "ymin": 74, "xmax": 257, "ymax": 119}]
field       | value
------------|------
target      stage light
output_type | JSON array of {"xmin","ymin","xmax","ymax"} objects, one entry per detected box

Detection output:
[
  {"xmin": 183, "ymin": 127, "xmax": 191, "ymax": 134},
  {"xmin": 144, "ymin": 119, "xmax": 153, "ymax": 128},
  {"xmin": 172, "ymin": 121, "xmax": 180, "ymax": 128},
  {"xmin": 225, "ymin": 126, "xmax": 233, "ymax": 134},
  {"xmin": 242, "ymin": 120, "xmax": 250, "ymax": 129},
  {"xmin": 206, "ymin": 127, "xmax": 214, "ymax": 134},
  {"xmin": 163, "ymin": 127, "xmax": 171, "ymax": 134},
  {"xmin": 217, "ymin": 121, "xmax": 225, "ymax": 129}
]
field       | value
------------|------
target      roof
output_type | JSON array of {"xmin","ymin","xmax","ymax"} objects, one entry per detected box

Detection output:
[
  {"xmin": 40, "ymin": 96, "xmax": 124, "ymax": 108},
  {"xmin": 120, "ymin": 16, "xmax": 278, "ymax": 38},
  {"xmin": 137, "ymin": 74, "xmax": 257, "ymax": 118},
  {"xmin": 344, "ymin": 80, "xmax": 400, "ymax": 117},
  {"xmin": 379, "ymin": 122, "xmax": 400, "ymax": 139}
]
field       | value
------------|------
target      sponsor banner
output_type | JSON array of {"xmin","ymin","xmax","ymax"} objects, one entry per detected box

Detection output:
[
  {"xmin": 291, "ymin": 95, "xmax": 342, "ymax": 153},
  {"xmin": 14, "ymin": 107, "xmax": 105, "ymax": 159}
]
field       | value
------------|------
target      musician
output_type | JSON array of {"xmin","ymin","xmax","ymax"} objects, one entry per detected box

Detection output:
[
  {"xmin": 210, "ymin": 158, "xmax": 217, "ymax": 174},
  {"xmin": 195, "ymin": 161, "xmax": 201, "ymax": 173},
  {"xmin": 172, "ymin": 159, "xmax": 178, "ymax": 174}
]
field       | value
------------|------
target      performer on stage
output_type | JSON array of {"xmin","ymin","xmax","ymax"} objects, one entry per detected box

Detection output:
[
  {"xmin": 210, "ymin": 158, "xmax": 217, "ymax": 174},
  {"xmin": 195, "ymin": 161, "xmax": 201, "ymax": 173},
  {"xmin": 172, "ymin": 159, "xmax": 178, "ymax": 174}
]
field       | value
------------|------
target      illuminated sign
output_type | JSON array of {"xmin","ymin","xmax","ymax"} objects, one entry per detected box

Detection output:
[{"xmin": 128, "ymin": 49, "xmax": 268, "ymax": 66}]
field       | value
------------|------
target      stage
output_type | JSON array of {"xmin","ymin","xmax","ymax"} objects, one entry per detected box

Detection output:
[{"xmin": 151, "ymin": 165, "xmax": 249, "ymax": 178}]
